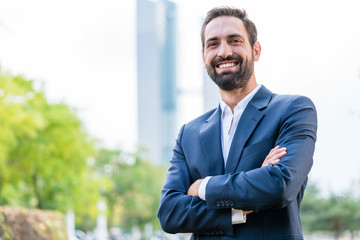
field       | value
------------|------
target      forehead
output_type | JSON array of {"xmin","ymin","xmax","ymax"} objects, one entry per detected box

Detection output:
[{"xmin": 204, "ymin": 16, "xmax": 249, "ymax": 41}]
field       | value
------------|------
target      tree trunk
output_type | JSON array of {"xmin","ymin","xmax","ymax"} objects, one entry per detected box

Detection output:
[{"xmin": 32, "ymin": 174, "xmax": 43, "ymax": 209}]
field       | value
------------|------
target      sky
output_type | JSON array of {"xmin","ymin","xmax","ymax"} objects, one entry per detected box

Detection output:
[{"xmin": 0, "ymin": 0, "xmax": 360, "ymax": 194}]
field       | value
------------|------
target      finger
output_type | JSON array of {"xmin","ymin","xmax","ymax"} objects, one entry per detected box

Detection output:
[
  {"xmin": 268, "ymin": 145, "xmax": 280, "ymax": 155},
  {"xmin": 268, "ymin": 146, "xmax": 285, "ymax": 157},
  {"xmin": 269, "ymin": 150, "xmax": 286, "ymax": 161},
  {"xmin": 266, "ymin": 147, "xmax": 286, "ymax": 161},
  {"xmin": 243, "ymin": 210, "xmax": 253, "ymax": 215},
  {"xmin": 262, "ymin": 158, "xmax": 281, "ymax": 167},
  {"xmin": 265, "ymin": 153, "xmax": 285, "ymax": 166},
  {"xmin": 262, "ymin": 146, "xmax": 286, "ymax": 167},
  {"xmin": 270, "ymin": 159, "xmax": 280, "ymax": 165},
  {"xmin": 262, "ymin": 150, "xmax": 286, "ymax": 167}
]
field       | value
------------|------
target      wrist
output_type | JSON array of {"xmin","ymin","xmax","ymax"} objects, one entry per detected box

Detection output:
[{"xmin": 199, "ymin": 176, "xmax": 211, "ymax": 200}]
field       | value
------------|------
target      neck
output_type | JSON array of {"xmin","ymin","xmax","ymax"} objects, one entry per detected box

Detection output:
[{"xmin": 219, "ymin": 77, "xmax": 258, "ymax": 112}]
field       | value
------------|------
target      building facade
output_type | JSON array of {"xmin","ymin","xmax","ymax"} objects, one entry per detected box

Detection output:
[{"xmin": 136, "ymin": 0, "xmax": 177, "ymax": 164}]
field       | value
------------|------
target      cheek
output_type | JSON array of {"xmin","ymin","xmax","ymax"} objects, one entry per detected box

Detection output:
[{"xmin": 204, "ymin": 52, "xmax": 216, "ymax": 66}]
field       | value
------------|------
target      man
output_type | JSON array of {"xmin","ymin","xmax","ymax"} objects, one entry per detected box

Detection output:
[{"xmin": 158, "ymin": 6, "xmax": 317, "ymax": 240}]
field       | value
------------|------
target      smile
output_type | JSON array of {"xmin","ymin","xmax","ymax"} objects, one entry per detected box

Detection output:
[{"xmin": 216, "ymin": 61, "xmax": 239, "ymax": 69}]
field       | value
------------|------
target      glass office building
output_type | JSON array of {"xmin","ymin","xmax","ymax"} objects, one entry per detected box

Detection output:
[{"xmin": 136, "ymin": 0, "xmax": 177, "ymax": 164}]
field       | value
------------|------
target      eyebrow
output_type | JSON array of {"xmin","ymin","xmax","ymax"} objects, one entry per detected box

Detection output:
[{"xmin": 228, "ymin": 34, "xmax": 245, "ymax": 40}]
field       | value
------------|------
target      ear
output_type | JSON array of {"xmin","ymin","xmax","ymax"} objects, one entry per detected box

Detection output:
[{"xmin": 253, "ymin": 41, "xmax": 261, "ymax": 61}]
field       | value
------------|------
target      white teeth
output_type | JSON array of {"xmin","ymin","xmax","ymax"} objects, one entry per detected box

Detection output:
[{"xmin": 218, "ymin": 62, "xmax": 236, "ymax": 69}]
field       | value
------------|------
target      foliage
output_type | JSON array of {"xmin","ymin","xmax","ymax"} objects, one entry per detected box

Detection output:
[
  {"xmin": 92, "ymin": 148, "xmax": 167, "ymax": 231},
  {"xmin": 0, "ymin": 68, "xmax": 98, "ymax": 222},
  {"xmin": 0, "ymin": 67, "xmax": 168, "ymax": 233},
  {"xmin": 301, "ymin": 181, "xmax": 360, "ymax": 239},
  {"xmin": 0, "ymin": 70, "xmax": 43, "ymax": 196}
]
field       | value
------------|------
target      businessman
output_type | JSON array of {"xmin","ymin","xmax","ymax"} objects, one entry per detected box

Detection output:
[{"xmin": 158, "ymin": 6, "xmax": 317, "ymax": 240}]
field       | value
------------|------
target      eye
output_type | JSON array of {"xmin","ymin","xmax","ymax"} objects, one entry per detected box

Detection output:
[
  {"xmin": 207, "ymin": 42, "xmax": 218, "ymax": 48},
  {"xmin": 230, "ymin": 38, "xmax": 242, "ymax": 44}
]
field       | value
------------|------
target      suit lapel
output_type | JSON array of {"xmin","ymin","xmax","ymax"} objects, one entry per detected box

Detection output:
[
  {"xmin": 199, "ymin": 107, "xmax": 225, "ymax": 176},
  {"xmin": 224, "ymin": 86, "xmax": 272, "ymax": 173}
]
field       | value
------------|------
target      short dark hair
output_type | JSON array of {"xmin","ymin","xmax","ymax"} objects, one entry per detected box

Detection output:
[{"xmin": 201, "ymin": 7, "xmax": 258, "ymax": 49}]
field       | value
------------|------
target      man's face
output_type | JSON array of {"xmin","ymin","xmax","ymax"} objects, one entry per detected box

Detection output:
[{"xmin": 202, "ymin": 16, "xmax": 259, "ymax": 91}]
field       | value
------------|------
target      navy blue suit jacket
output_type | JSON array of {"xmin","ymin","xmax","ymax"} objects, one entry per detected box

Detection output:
[{"xmin": 158, "ymin": 85, "xmax": 317, "ymax": 239}]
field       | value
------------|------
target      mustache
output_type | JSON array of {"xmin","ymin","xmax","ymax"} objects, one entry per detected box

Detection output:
[{"xmin": 211, "ymin": 55, "xmax": 243, "ymax": 68}]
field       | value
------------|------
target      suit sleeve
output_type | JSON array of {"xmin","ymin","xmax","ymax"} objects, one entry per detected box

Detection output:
[
  {"xmin": 157, "ymin": 125, "xmax": 234, "ymax": 236},
  {"xmin": 205, "ymin": 96, "xmax": 317, "ymax": 212}
]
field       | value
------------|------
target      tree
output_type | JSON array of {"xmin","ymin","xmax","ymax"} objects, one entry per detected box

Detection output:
[
  {"xmin": 92, "ymin": 148, "xmax": 167, "ymax": 232},
  {"xmin": 0, "ymin": 69, "xmax": 45, "ymax": 201},
  {"xmin": 1, "ymin": 68, "xmax": 169, "ymax": 234},
  {"xmin": 9, "ymin": 102, "xmax": 96, "ymax": 210},
  {"xmin": 301, "ymin": 181, "xmax": 360, "ymax": 239},
  {"xmin": 300, "ymin": 182, "xmax": 327, "ymax": 232},
  {"xmin": 0, "ymin": 68, "xmax": 99, "ymax": 220}
]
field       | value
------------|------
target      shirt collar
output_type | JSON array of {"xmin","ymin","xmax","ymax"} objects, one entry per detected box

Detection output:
[{"xmin": 220, "ymin": 84, "xmax": 262, "ymax": 117}]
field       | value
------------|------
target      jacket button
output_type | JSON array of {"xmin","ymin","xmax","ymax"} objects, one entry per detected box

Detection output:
[
  {"xmin": 225, "ymin": 201, "xmax": 230, "ymax": 207},
  {"xmin": 230, "ymin": 201, "xmax": 234, "ymax": 207},
  {"xmin": 216, "ymin": 201, "xmax": 221, "ymax": 207},
  {"xmin": 220, "ymin": 201, "xmax": 225, "ymax": 207}
]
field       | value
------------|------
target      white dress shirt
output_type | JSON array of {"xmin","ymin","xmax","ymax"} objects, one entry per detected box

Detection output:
[{"xmin": 198, "ymin": 84, "xmax": 261, "ymax": 224}]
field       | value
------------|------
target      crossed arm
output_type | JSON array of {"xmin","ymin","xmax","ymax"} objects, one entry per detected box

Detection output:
[
  {"xmin": 187, "ymin": 146, "xmax": 287, "ymax": 218},
  {"xmin": 158, "ymin": 96, "xmax": 317, "ymax": 234}
]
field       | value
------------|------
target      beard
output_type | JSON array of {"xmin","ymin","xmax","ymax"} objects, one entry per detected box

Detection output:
[{"xmin": 205, "ymin": 54, "xmax": 254, "ymax": 91}]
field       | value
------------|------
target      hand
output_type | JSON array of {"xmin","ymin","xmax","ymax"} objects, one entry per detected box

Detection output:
[
  {"xmin": 243, "ymin": 210, "xmax": 253, "ymax": 216},
  {"xmin": 243, "ymin": 147, "xmax": 286, "ymax": 216},
  {"xmin": 262, "ymin": 145, "xmax": 286, "ymax": 167},
  {"xmin": 187, "ymin": 179, "xmax": 203, "ymax": 197}
]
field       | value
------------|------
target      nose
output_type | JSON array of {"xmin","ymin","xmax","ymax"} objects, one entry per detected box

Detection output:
[{"xmin": 217, "ymin": 41, "xmax": 232, "ymax": 58}]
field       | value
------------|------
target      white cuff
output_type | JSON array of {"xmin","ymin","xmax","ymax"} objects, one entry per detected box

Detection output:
[
  {"xmin": 198, "ymin": 176, "xmax": 211, "ymax": 200},
  {"xmin": 231, "ymin": 209, "xmax": 246, "ymax": 224}
]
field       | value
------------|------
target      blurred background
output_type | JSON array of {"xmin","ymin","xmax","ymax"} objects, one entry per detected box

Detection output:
[{"xmin": 0, "ymin": 0, "xmax": 360, "ymax": 239}]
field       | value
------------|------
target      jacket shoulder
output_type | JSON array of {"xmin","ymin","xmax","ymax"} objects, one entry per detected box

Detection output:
[
  {"xmin": 185, "ymin": 107, "xmax": 218, "ymax": 128},
  {"xmin": 270, "ymin": 93, "xmax": 316, "ymax": 109}
]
